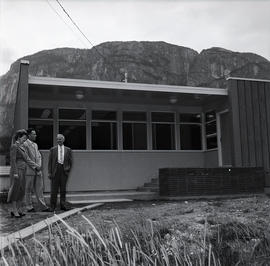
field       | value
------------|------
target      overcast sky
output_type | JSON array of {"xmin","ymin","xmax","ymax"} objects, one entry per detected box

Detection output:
[{"xmin": 0, "ymin": 0, "xmax": 269, "ymax": 76}]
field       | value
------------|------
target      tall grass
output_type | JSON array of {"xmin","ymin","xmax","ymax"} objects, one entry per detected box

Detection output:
[{"xmin": 1, "ymin": 215, "xmax": 270, "ymax": 265}]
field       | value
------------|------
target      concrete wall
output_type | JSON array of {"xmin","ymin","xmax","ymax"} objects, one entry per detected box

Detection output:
[
  {"xmin": 204, "ymin": 150, "xmax": 219, "ymax": 168},
  {"xmin": 41, "ymin": 150, "xmax": 204, "ymax": 192}
]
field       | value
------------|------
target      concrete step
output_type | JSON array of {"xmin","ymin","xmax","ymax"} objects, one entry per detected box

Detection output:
[
  {"xmin": 44, "ymin": 190, "xmax": 158, "ymax": 202},
  {"xmin": 137, "ymin": 177, "xmax": 159, "ymax": 192},
  {"xmin": 137, "ymin": 186, "xmax": 159, "ymax": 192},
  {"xmin": 68, "ymin": 198, "xmax": 133, "ymax": 204},
  {"xmin": 150, "ymin": 178, "xmax": 159, "ymax": 184},
  {"xmin": 144, "ymin": 182, "xmax": 158, "ymax": 187}
]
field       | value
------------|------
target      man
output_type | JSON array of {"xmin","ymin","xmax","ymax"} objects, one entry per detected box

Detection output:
[
  {"xmin": 23, "ymin": 128, "xmax": 49, "ymax": 212},
  {"xmin": 48, "ymin": 134, "xmax": 72, "ymax": 211}
]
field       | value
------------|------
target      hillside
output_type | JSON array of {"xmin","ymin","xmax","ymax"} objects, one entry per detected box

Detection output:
[{"xmin": 0, "ymin": 41, "xmax": 270, "ymax": 153}]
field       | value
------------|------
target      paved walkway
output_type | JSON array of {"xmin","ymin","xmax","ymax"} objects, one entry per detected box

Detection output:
[
  {"xmin": 0, "ymin": 203, "xmax": 64, "ymax": 237},
  {"xmin": 0, "ymin": 203, "xmax": 104, "ymax": 250},
  {"xmin": 0, "ymin": 199, "xmax": 132, "ymax": 237}
]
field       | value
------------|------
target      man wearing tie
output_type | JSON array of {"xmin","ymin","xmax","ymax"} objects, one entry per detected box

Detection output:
[
  {"xmin": 23, "ymin": 128, "xmax": 49, "ymax": 212},
  {"xmin": 48, "ymin": 134, "xmax": 72, "ymax": 211}
]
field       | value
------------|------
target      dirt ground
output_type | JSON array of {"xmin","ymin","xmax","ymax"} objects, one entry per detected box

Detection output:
[
  {"xmin": 2, "ymin": 194, "xmax": 270, "ymax": 238},
  {"xmin": 80, "ymin": 194, "xmax": 270, "ymax": 226},
  {"xmin": 3, "ymin": 194, "xmax": 270, "ymax": 265},
  {"xmin": 29, "ymin": 194, "xmax": 270, "ymax": 245}
]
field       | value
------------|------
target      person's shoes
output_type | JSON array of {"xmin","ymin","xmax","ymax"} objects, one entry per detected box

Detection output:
[
  {"xmin": 18, "ymin": 212, "xmax": 26, "ymax": 217},
  {"xmin": 41, "ymin": 208, "xmax": 51, "ymax": 212},
  {"xmin": 47, "ymin": 208, "xmax": 55, "ymax": 212},
  {"xmin": 27, "ymin": 208, "xmax": 35, "ymax": 213}
]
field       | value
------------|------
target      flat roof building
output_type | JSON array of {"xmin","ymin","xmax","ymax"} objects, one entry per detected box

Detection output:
[{"xmin": 13, "ymin": 61, "xmax": 270, "ymax": 193}]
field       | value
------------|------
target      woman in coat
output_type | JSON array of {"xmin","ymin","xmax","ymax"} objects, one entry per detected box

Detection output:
[{"xmin": 7, "ymin": 129, "xmax": 41, "ymax": 218}]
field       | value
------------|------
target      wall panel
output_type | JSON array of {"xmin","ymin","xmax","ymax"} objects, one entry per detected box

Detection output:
[
  {"xmin": 238, "ymin": 80, "xmax": 249, "ymax": 166},
  {"xmin": 251, "ymin": 82, "xmax": 263, "ymax": 166},
  {"xmin": 228, "ymin": 79, "xmax": 270, "ymax": 179}
]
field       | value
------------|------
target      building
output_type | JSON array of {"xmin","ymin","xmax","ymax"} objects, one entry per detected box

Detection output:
[{"xmin": 13, "ymin": 60, "xmax": 270, "ymax": 193}]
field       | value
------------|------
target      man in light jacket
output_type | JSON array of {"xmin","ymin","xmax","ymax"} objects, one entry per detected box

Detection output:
[
  {"xmin": 23, "ymin": 128, "xmax": 49, "ymax": 212},
  {"xmin": 48, "ymin": 134, "xmax": 72, "ymax": 211}
]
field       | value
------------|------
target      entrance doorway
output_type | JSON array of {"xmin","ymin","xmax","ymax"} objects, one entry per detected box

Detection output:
[{"xmin": 217, "ymin": 110, "xmax": 232, "ymax": 167}]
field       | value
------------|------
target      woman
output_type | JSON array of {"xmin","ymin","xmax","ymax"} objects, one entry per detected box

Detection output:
[{"xmin": 7, "ymin": 129, "xmax": 40, "ymax": 218}]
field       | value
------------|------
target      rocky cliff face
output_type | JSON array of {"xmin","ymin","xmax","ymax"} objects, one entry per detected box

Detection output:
[
  {"xmin": 0, "ymin": 41, "xmax": 270, "ymax": 153},
  {"xmin": 187, "ymin": 47, "xmax": 269, "ymax": 87}
]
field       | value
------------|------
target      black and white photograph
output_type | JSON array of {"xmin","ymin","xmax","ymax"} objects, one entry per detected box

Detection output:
[{"xmin": 0, "ymin": 0, "xmax": 270, "ymax": 264}]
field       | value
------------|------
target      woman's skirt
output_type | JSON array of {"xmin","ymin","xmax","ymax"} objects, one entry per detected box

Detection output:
[{"xmin": 7, "ymin": 167, "xmax": 26, "ymax": 202}]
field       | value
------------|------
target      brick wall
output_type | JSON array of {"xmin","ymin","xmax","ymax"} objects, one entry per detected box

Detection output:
[{"xmin": 159, "ymin": 168, "xmax": 265, "ymax": 197}]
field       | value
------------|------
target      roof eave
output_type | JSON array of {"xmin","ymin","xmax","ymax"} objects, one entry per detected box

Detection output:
[{"xmin": 28, "ymin": 76, "xmax": 228, "ymax": 96}]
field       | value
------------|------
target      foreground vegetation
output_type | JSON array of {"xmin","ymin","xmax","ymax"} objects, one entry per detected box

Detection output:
[{"xmin": 1, "ymin": 196, "xmax": 270, "ymax": 265}]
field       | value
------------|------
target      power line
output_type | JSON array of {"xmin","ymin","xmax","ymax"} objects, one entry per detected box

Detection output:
[
  {"xmin": 55, "ymin": 0, "xmax": 108, "ymax": 62},
  {"xmin": 46, "ymin": 0, "xmax": 88, "ymax": 48}
]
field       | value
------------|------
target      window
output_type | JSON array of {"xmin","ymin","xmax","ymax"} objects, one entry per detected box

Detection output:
[
  {"xmin": 179, "ymin": 113, "xmax": 202, "ymax": 150},
  {"xmin": 152, "ymin": 112, "xmax": 175, "ymax": 150},
  {"xmin": 58, "ymin": 108, "xmax": 86, "ymax": 150},
  {"xmin": 122, "ymin": 111, "xmax": 147, "ymax": 150},
  {"xmin": 28, "ymin": 108, "xmax": 54, "ymax": 149},
  {"xmin": 205, "ymin": 111, "xmax": 217, "ymax": 149},
  {"xmin": 91, "ymin": 110, "xmax": 117, "ymax": 150}
]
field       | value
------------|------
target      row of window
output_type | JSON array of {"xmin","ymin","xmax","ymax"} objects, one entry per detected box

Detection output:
[{"xmin": 28, "ymin": 108, "xmax": 217, "ymax": 150}]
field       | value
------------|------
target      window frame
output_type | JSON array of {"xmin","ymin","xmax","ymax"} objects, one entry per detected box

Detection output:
[
  {"xmin": 178, "ymin": 113, "xmax": 203, "ymax": 151},
  {"xmin": 205, "ymin": 110, "xmax": 218, "ymax": 150},
  {"xmin": 122, "ymin": 111, "xmax": 147, "ymax": 150},
  {"xmin": 28, "ymin": 107, "xmax": 54, "ymax": 150},
  {"xmin": 91, "ymin": 109, "xmax": 118, "ymax": 150},
  {"xmin": 151, "ymin": 111, "xmax": 176, "ymax": 150},
  {"xmin": 58, "ymin": 107, "xmax": 87, "ymax": 150}
]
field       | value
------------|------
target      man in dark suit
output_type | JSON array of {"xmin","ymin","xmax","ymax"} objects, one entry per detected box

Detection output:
[{"xmin": 48, "ymin": 134, "xmax": 72, "ymax": 211}]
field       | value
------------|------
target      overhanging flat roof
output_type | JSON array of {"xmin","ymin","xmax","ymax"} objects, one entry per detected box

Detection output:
[
  {"xmin": 29, "ymin": 76, "xmax": 228, "ymax": 96},
  {"xmin": 227, "ymin": 77, "xmax": 270, "ymax": 83}
]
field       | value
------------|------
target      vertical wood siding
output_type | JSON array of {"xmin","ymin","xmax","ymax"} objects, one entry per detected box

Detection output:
[{"xmin": 228, "ymin": 79, "xmax": 270, "ymax": 173}]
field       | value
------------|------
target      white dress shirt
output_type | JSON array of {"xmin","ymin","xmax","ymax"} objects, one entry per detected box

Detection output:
[{"xmin": 58, "ymin": 145, "xmax": 65, "ymax": 164}]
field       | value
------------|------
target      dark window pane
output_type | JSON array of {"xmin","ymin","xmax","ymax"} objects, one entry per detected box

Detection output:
[
  {"xmin": 152, "ymin": 124, "xmax": 175, "ymax": 150},
  {"xmin": 123, "ymin": 123, "xmax": 147, "ymax": 150},
  {"xmin": 207, "ymin": 136, "xmax": 217, "ymax": 149},
  {"xmin": 206, "ymin": 121, "xmax": 217, "ymax": 135},
  {"xmin": 180, "ymin": 113, "xmax": 201, "ymax": 123},
  {"xmin": 205, "ymin": 111, "xmax": 216, "ymax": 122},
  {"xmin": 123, "ymin": 123, "xmax": 132, "ymax": 150},
  {"xmin": 180, "ymin": 124, "xmax": 202, "ymax": 150},
  {"xmin": 92, "ymin": 122, "xmax": 117, "ymax": 149},
  {"xmin": 92, "ymin": 110, "xmax": 116, "ymax": 120},
  {"xmin": 28, "ymin": 121, "xmax": 53, "ymax": 149},
  {"xmin": 59, "ymin": 109, "xmax": 86, "ymax": 120},
  {"xmin": 59, "ymin": 121, "xmax": 86, "ymax": 149},
  {"xmin": 29, "ymin": 108, "xmax": 53, "ymax": 119},
  {"xmin": 133, "ymin": 124, "xmax": 147, "ymax": 149},
  {"xmin": 123, "ymin": 112, "xmax": 146, "ymax": 121},
  {"xmin": 152, "ymin": 112, "xmax": 175, "ymax": 122}
]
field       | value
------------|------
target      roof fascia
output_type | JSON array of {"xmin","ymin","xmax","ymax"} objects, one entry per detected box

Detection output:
[
  {"xmin": 29, "ymin": 76, "xmax": 228, "ymax": 96},
  {"xmin": 227, "ymin": 76, "xmax": 270, "ymax": 83}
]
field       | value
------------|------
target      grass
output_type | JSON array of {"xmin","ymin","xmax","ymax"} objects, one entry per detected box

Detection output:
[
  {"xmin": 2, "ymin": 196, "xmax": 270, "ymax": 265},
  {"xmin": 1, "ymin": 213, "xmax": 270, "ymax": 265}
]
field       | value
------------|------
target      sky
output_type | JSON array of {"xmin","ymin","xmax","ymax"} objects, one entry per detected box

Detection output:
[{"xmin": 0, "ymin": 0, "xmax": 269, "ymax": 76}]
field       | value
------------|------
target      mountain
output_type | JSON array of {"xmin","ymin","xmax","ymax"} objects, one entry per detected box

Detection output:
[{"xmin": 0, "ymin": 41, "xmax": 270, "ymax": 154}]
